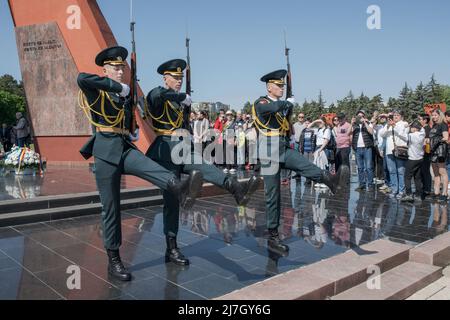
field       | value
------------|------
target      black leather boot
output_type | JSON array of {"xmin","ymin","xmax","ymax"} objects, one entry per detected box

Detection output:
[
  {"xmin": 320, "ymin": 171, "xmax": 338, "ymax": 195},
  {"xmin": 165, "ymin": 236, "xmax": 190, "ymax": 266},
  {"xmin": 224, "ymin": 175, "xmax": 261, "ymax": 206},
  {"xmin": 107, "ymin": 249, "xmax": 131, "ymax": 281},
  {"xmin": 319, "ymin": 165, "xmax": 349, "ymax": 195},
  {"xmin": 167, "ymin": 170, "xmax": 203, "ymax": 210},
  {"xmin": 267, "ymin": 228, "xmax": 289, "ymax": 255}
]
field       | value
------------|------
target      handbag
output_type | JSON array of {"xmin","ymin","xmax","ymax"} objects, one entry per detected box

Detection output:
[
  {"xmin": 434, "ymin": 142, "xmax": 448, "ymax": 162},
  {"xmin": 392, "ymin": 127, "xmax": 409, "ymax": 160}
]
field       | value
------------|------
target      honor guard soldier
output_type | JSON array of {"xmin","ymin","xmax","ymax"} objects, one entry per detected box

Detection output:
[
  {"xmin": 77, "ymin": 47, "xmax": 202, "ymax": 281},
  {"xmin": 253, "ymin": 69, "xmax": 349, "ymax": 254},
  {"xmin": 145, "ymin": 59, "xmax": 261, "ymax": 266}
]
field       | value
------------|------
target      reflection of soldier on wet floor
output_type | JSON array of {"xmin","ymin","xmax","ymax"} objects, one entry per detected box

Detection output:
[{"xmin": 190, "ymin": 209, "xmax": 209, "ymax": 235}]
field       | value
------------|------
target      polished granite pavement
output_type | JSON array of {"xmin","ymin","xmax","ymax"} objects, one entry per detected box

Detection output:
[
  {"xmin": 0, "ymin": 174, "xmax": 448, "ymax": 300},
  {"xmin": 0, "ymin": 166, "xmax": 149, "ymax": 201}
]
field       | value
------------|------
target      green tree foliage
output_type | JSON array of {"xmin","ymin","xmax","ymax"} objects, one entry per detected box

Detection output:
[
  {"xmin": 0, "ymin": 74, "xmax": 26, "ymax": 125},
  {"xmin": 0, "ymin": 90, "xmax": 26, "ymax": 124},
  {"xmin": 441, "ymin": 85, "xmax": 450, "ymax": 108},
  {"xmin": 425, "ymin": 74, "xmax": 442, "ymax": 104},
  {"xmin": 397, "ymin": 83, "xmax": 415, "ymax": 119},
  {"xmin": 0, "ymin": 74, "xmax": 25, "ymax": 97},
  {"xmin": 242, "ymin": 101, "xmax": 252, "ymax": 114},
  {"xmin": 245, "ymin": 74, "xmax": 448, "ymax": 123}
]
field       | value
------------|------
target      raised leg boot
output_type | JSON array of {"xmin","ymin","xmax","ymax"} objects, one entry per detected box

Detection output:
[
  {"xmin": 167, "ymin": 170, "xmax": 203, "ymax": 210},
  {"xmin": 319, "ymin": 165, "xmax": 349, "ymax": 195},
  {"xmin": 224, "ymin": 175, "xmax": 261, "ymax": 206}
]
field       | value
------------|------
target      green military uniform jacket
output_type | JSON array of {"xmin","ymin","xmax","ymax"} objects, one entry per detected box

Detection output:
[
  {"xmin": 253, "ymin": 96, "xmax": 293, "ymax": 163},
  {"xmin": 77, "ymin": 73, "xmax": 136, "ymax": 165},
  {"xmin": 145, "ymin": 86, "xmax": 190, "ymax": 162}
]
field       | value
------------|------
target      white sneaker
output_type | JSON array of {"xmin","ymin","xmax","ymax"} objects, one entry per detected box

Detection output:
[
  {"xmin": 223, "ymin": 168, "xmax": 229, "ymax": 174},
  {"xmin": 379, "ymin": 184, "xmax": 388, "ymax": 190},
  {"xmin": 229, "ymin": 169, "xmax": 237, "ymax": 174}
]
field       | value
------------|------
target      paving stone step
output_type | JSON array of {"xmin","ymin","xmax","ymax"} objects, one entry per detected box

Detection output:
[
  {"xmin": 216, "ymin": 239, "xmax": 412, "ymax": 300},
  {"xmin": 0, "ymin": 179, "xmax": 256, "ymax": 216},
  {"xmin": 0, "ymin": 195, "xmax": 163, "ymax": 227},
  {"xmin": 331, "ymin": 261, "xmax": 442, "ymax": 300},
  {"xmin": 410, "ymin": 232, "xmax": 450, "ymax": 267}
]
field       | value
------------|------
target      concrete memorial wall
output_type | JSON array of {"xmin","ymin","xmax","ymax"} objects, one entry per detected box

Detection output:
[{"xmin": 8, "ymin": 0, "xmax": 153, "ymax": 164}]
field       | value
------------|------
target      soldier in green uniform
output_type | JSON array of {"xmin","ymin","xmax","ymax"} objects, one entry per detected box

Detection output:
[
  {"xmin": 253, "ymin": 69, "xmax": 349, "ymax": 254},
  {"xmin": 77, "ymin": 47, "xmax": 203, "ymax": 281},
  {"xmin": 145, "ymin": 59, "xmax": 261, "ymax": 266}
]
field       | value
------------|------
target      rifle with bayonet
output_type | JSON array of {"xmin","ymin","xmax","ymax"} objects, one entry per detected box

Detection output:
[
  {"xmin": 184, "ymin": 32, "xmax": 193, "ymax": 133},
  {"xmin": 284, "ymin": 30, "xmax": 293, "ymax": 100},
  {"xmin": 284, "ymin": 30, "xmax": 294, "ymax": 137},
  {"xmin": 186, "ymin": 35, "xmax": 192, "ymax": 96},
  {"xmin": 129, "ymin": 0, "xmax": 138, "ymax": 133}
]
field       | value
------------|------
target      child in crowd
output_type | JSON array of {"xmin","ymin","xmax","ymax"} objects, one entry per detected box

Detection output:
[{"xmin": 401, "ymin": 121, "xmax": 425, "ymax": 202}]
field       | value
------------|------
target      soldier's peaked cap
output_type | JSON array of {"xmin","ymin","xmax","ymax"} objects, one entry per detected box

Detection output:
[
  {"xmin": 260, "ymin": 69, "xmax": 287, "ymax": 85},
  {"xmin": 157, "ymin": 59, "xmax": 187, "ymax": 76},
  {"xmin": 95, "ymin": 46, "xmax": 128, "ymax": 67}
]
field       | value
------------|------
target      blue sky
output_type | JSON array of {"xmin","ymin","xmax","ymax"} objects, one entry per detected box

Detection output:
[{"xmin": 1, "ymin": 0, "xmax": 449, "ymax": 109}]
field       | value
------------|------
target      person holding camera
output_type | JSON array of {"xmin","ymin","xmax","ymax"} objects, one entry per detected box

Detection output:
[
  {"xmin": 378, "ymin": 110, "xmax": 409, "ymax": 199},
  {"xmin": 349, "ymin": 110, "xmax": 375, "ymax": 191}
]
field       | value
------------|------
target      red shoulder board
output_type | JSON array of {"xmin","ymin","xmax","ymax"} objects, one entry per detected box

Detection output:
[{"xmin": 258, "ymin": 97, "xmax": 270, "ymax": 104}]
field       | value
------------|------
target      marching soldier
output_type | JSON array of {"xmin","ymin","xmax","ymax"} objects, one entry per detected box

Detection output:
[
  {"xmin": 145, "ymin": 59, "xmax": 261, "ymax": 266},
  {"xmin": 77, "ymin": 47, "xmax": 203, "ymax": 281},
  {"xmin": 253, "ymin": 69, "xmax": 349, "ymax": 254}
]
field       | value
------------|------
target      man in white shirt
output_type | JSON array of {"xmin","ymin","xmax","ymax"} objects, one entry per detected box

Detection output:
[{"xmin": 378, "ymin": 110, "xmax": 409, "ymax": 199}]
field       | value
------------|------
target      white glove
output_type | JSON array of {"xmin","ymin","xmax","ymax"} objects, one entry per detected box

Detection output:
[
  {"xmin": 129, "ymin": 128, "xmax": 139, "ymax": 142},
  {"xmin": 287, "ymin": 97, "xmax": 296, "ymax": 105},
  {"xmin": 119, "ymin": 84, "xmax": 130, "ymax": 97},
  {"xmin": 181, "ymin": 94, "xmax": 192, "ymax": 106}
]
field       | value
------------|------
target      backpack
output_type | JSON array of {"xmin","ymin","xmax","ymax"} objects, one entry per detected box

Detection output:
[{"xmin": 326, "ymin": 128, "xmax": 336, "ymax": 150}]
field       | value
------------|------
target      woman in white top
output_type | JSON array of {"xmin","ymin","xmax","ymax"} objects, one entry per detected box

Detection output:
[
  {"xmin": 308, "ymin": 119, "xmax": 331, "ymax": 186},
  {"xmin": 378, "ymin": 110, "xmax": 409, "ymax": 198},
  {"xmin": 193, "ymin": 111, "xmax": 210, "ymax": 154}
]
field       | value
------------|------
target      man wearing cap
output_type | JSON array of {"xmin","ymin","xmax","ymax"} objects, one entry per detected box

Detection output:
[
  {"xmin": 77, "ymin": 47, "xmax": 203, "ymax": 281},
  {"xmin": 349, "ymin": 110, "xmax": 375, "ymax": 191},
  {"xmin": 252, "ymin": 69, "xmax": 348, "ymax": 254},
  {"xmin": 145, "ymin": 59, "xmax": 261, "ymax": 265}
]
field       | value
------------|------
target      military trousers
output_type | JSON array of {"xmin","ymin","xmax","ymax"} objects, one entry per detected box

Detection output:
[
  {"xmin": 152, "ymin": 154, "xmax": 228, "ymax": 237},
  {"xmin": 94, "ymin": 147, "xmax": 175, "ymax": 250},
  {"xmin": 262, "ymin": 148, "xmax": 323, "ymax": 229}
]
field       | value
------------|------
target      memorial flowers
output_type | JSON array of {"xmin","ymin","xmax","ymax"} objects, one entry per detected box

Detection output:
[{"xmin": 1, "ymin": 146, "xmax": 41, "ymax": 173}]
